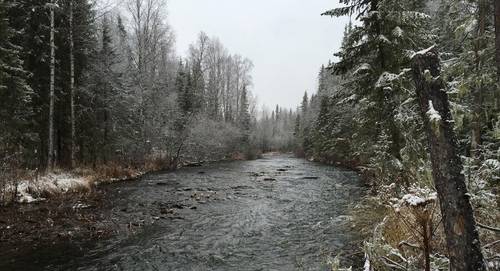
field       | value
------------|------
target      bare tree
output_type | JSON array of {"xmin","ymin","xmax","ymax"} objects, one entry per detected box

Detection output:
[
  {"xmin": 126, "ymin": 0, "xmax": 174, "ymax": 156},
  {"xmin": 205, "ymin": 37, "xmax": 227, "ymax": 120}
]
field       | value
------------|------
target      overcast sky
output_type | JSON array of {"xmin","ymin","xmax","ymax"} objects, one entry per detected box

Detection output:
[{"xmin": 167, "ymin": 0, "xmax": 349, "ymax": 109}]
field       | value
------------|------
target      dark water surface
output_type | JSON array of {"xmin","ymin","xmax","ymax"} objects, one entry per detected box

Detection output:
[{"xmin": 3, "ymin": 154, "xmax": 364, "ymax": 270}]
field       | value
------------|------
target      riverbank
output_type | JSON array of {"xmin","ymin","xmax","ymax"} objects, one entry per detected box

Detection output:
[
  {"xmin": 0, "ymin": 155, "xmax": 365, "ymax": 270},
  {"xmin": 303, "ymin": 155, "xmax": 377, "ymax": 190},
  {"xmin": 0, "ymin": 155, "xmax": 261, "ymax": 265},
  {"xmin": 1, "ymin": 156, "xmax": 250, "ymax": 205},
  {"xmin": 1, "ymin": 165, "xmax": 146, "ymax": 205},
  {"xmin": 0, "ymin": 191, "xmax": 111, "ymax": 260},
  {"xmin": 308, "ymin": 154, "xmax": 500, "ymax": 270}
]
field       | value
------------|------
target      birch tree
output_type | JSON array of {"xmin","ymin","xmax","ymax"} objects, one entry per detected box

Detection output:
[
  {"xmin": 69, "ymin": 0, "xmax": 75, "ymax": 168},
  {"xmin": 127, "ymin": 0, "xmax": 175, "ymax": 157},
  {"xmin": 46, "ymin": 0, "xmax": 57, "ymax": 170}
]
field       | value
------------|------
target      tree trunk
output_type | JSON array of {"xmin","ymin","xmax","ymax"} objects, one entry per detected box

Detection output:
[
  {"xmin": 495, "ymin": 0, "xmax": 500, "ymax": 111},
  {"xmin": 69, "ymin": 0, "xmax": 76, "ymax": 168},
  {"xmin": 411, "ymin": 48, "xmax": 486, "ymax": 270},
  {"xmin": 495, "ymin": 0, "xmax": 500, "ymax": 82},
  {"xmin": 422, "ymin": 216, "xmax": 430, "ymax": 271},
  {"xmin": 471, "ymin": 0, "xmax": 486, "ymax": 153},
  {"xmin": 47, "ymin": 0, "xmax": 56, "ymax": 170},
  {"xmin": 103, "ymin": 107, "xmax": 109, "ymax": 164}
]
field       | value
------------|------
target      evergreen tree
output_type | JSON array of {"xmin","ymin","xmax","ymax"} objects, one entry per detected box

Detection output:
[
  {"xmin": 323, "ymin": 0, "xmax": 432, "ymax": 161},
  {"xmin": 301, "ymin": 91, "xmax": 308, "ymax": 114},
  {"xmin": 80, "ymin": 15, "xmax": 123, "ymax": 163},
  {"xmin": 239, "ymin": 86, "xmax": 251, "ymax": 144},
  {"xmin": 0, "ymin": 0, "xmax": 33, "ymax": 158},
  {"xmin": 174, "ymin": 61, "xmax": 190, "ymax": 132}
]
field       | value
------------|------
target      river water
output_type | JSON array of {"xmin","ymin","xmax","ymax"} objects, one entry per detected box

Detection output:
[{"xmin": 4, "ymin": 154, "xmax": 364, "ymax": 270}]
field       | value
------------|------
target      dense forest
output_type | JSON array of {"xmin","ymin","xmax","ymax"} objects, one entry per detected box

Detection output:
[
  {"xmin": 291, "ymin": 0, "xmax": 500, "ymax": 269},
  {"xmin": 0, "ymin": 0, "xmax": 499, "ymax": 270},
  {"xmin": 0, "ymin": 0, "xmax": 264, "ymax": 199}
]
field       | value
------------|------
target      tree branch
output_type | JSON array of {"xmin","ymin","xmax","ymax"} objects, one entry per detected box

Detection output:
[{"xmin": 477, "ymin": 222, "xmax": 500, "ymax": 233}]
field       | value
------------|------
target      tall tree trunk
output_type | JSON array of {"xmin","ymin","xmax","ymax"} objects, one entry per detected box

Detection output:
[
  {"xmin": 471, "ymin": 0, "xmax": 486, "ymax": 153},
  {"xmin": 495, "ymin": 0, "xmax": 500, "ymax": 111},
  {"xmin": 411, "ymin": 48, "xmax": 486, "ymax": 270},
  {"xmin": 496, "ymin": 0, "xmax": 500, "ymax": 82},
  {"xmin": 47, "ymin": 0, "xmax": 56, "ymax": 170},
  {"xmin": 69, "ymin": 0, "xmax": 76, "ymax": 168}
]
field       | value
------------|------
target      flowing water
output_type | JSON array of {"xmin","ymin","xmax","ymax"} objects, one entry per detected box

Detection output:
[{"xmin": 2, "ymin": 154, "xmax": 364, "ymax": 270}]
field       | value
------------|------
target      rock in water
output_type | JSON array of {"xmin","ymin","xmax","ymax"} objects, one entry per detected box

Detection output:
[{"xmin": 303, "ymin": 176, "xmax": 319, "ymax": 180}]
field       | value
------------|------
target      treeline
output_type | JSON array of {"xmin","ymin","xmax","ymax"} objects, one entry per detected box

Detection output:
[
  {"xmin": 295, "ymin": 0, "xmax": 499, "ymax": 269},
  {"xmin": 254, "ymin": 105, "xmax": 298, "ymax": 152},
  {"xmin": 0, "ymin": 0, "xmax": 256, "ymax": 174}
]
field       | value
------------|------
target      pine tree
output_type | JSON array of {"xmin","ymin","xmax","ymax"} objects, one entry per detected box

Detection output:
[
  {"xmin": 78, "ymin": 14, "xmax": 124, "ymax": 164},
  {"xmin": 239, "ymin": 86, "xmax": 251, "ymax": 144},
  {"xmin": 174, "ymin": 61, "xmax": 196, "ymax": 138},
  {"xmin": 0, "ymin": 0, "xmax": 33, "ymax": 157},
  {"xmin": 301, "ymin": 91, "xmax": 308, "ymax": 114},
  {"xmin": 323, "ymin": 0, "xmax": 432, "ymax": 161}
]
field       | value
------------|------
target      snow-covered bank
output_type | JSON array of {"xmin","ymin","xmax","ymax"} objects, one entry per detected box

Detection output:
[
  {"xmin": 4, "ymin": 158, "xmax": 232, "ymax": 204},
  {"xmin": 3, "ymin": 168, "xmax": 144, "ymax": 204},
  {"xmin": 16, "ymin": 173, "xmax": 90, "ymax": 203}
]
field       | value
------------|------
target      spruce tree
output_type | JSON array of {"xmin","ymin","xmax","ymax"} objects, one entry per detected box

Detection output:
[
  {"xmin": 323, "ymin": 0, "xmax": 432, "ymax": 161},
  {"xmin": 0, "ymin": 0, "xmax": 33, "ymax": 157},
  {"xmin": 239, "ymin": 86, "xmax": 251, "ymax": 144}
]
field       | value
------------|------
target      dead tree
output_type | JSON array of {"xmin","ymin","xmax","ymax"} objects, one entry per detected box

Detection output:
[{"xmin": 411, "ymin": 48, "xmax": 486, "ymax": 270}]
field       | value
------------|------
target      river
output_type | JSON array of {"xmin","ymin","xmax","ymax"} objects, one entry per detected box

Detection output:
[{"xmin": 1, "ymin": 154, "xmax": 364, "ymax": 270}]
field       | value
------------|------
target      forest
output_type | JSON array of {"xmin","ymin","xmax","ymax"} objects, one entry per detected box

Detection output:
[
  {"xmin": 291, "ymin": 0, "xmax": 500, "ymax": 270},
  {"xmin": 0, "ymin": 0, "xmax": 264, "ymax": 201},
  {"xmin": 0, "ymin": 0, "xmax": 499, "ymax": 270}
]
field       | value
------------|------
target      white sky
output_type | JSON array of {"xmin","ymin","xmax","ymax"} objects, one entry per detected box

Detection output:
[{"xmin": 167, "ymin": 0, "xmax": 349, "ymax": 109}]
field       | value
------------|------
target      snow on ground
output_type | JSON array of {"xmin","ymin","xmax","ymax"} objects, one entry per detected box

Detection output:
[
  {"xmin": 14, "ymin": 173, "xmax": 90, "ymax": 203},
  {"xmin": 6, "ymin": 168, "xmax": 144, "ymax": 204}
]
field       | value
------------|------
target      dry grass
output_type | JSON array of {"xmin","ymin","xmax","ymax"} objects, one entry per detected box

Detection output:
[
  {"xmin": 383, "ymin": 204, "xmax": 447, "ymax": 258},
  {"xmin": 76, "ymin": 163, "xmax": 141, "ymax": 186},
  {"xmin": 144, "ymin": 155, "xmax": 172, "ymax": 172},
  {"xmin": 352, "ymin": 187, "xmax": 499, "ymax": 270}
]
